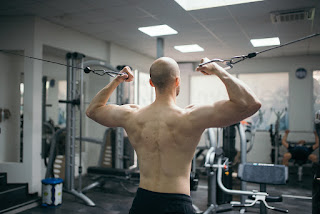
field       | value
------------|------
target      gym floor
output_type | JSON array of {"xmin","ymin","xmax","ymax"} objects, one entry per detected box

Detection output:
[{"xmin": 19, "ymin": 165, "xmax": 313, "ymax": 214}]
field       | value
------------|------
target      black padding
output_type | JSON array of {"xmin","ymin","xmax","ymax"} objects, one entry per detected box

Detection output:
[
  {"xmin": 238, "ymin": 163, "xmax": 287, "ymax": 185},
  {"xmin": 87, "ymin": 167, "xmax": 129, "ymax": 177},
  {"xmin": 130, "ymin": 171, "xmax": 140, "ymax": 179}
]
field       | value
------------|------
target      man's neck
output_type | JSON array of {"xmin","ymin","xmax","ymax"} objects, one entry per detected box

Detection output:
[{"xmin": 154, "ymin": 90, "xmax": 176, "ymax": 106}]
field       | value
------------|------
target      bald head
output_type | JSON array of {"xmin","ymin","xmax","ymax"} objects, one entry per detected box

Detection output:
[{"xmin": 150, "ymin": 57, "xmax": 180, "ymax": 93}]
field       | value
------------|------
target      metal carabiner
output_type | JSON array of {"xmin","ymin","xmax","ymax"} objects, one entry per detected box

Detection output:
[{"xmin": 198, "ymin": 58, "xmax": 233, "ymax": 70}]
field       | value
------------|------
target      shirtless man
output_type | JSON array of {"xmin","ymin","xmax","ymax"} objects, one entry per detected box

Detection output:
[{"xmin": 86, "ymin": 57, "xmax": 261, "ymax": 214}]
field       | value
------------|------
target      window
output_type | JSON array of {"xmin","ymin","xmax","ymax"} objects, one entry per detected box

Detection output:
[
  {"xmin": 238, "ymin": 73, "xmax": 288, "ymax": 130},
  {"xmin": 190, "ymin": 72, "xmax": 289, "ymax": 130},
  {"xmin": 313, "ymin": 71, "xmax": 320, "ymax": 114}
]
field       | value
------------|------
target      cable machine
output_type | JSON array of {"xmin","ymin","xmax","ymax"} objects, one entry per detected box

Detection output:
[{"xmin": 61, "ymin": 52, "xmax": 95, "ymax": 206}]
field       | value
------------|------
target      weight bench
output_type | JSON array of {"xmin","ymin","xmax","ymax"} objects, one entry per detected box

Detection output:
[
  {"xmin": 237, "ymin": 163, "xmax": 288, "ymax": 213},
  {"xmin": 83, "ymin": 167, "xmax": 140, "ymax": 193}
]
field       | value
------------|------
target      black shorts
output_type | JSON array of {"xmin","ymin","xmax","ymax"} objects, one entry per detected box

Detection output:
[
  {"xmin": 129, "ymin": 188, "xmax": 195, "ymax": 214},
  {"xmin": 288, "ymin": 145, "xmax": 313, "ymax": 161}
]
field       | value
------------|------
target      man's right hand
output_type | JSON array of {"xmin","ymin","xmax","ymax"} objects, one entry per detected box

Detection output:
[
  {"xmin": 195, "ymin": 57, "xmax": 224, "ymax": 75},
  {"xmin": 115, "ymin": 66, "xmax": 134, "ymax": 83},
  {"xmin": 285, "ymin": 130, "xmax": 290, "ymax": 134}
]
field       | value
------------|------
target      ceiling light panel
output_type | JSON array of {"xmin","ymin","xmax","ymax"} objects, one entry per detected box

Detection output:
[
  {"xmin": 174, "ymin": 44, "xmax": 204, "ymax": 53},
  {"xmin": 174, "ymin": 0, "xmax": 263, "ymax": 11},
  {"xmin": 138, "ymin": 25, "xmax": 178, "ymax": 37},
  {"xmin": 250, "ymin": 37, "xmax": 280, "ymax": 47}
]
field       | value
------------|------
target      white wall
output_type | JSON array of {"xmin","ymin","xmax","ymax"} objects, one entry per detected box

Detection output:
[
  {"xmin": 0, "ymin": 53, "xmax": 23, "ymax": 162},
  {"xmin": 35, "ymin": 18, "xmax": 110, "ymax": 62},
  {"xmin": 177, "ymin": 63, "xmax": 193, "ymax": 108},
  {"xmin": 110, "ymin": 43, "xmax": 154, "ymax": 73},
  {"xmin": 0, "ymin": 16, "xmax": 43, "ymax": 194}
]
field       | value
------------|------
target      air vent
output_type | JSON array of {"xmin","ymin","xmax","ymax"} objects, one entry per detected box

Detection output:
[{"xmin": 270, "ymin": 8, "xmax": 315, "ymax": 23}]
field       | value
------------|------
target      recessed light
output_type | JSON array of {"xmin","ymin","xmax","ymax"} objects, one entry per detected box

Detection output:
[
  {"xmin": 138, "ymin": 25, "xmax": 178, "ymax": 37},
  {"xmin": 250, "ymin": 37, "xmax": 280, "ymax": 47},
  {"xmin": 174, "ymin": 0, "xmax": 263, "ymax": 11},
  {"xmin": 174, "ymin": 44, "xmax": 204, "ymax": 53}
]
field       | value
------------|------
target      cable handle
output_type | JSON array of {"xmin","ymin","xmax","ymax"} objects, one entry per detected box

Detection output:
[{"xmin": 84, "ymin": 66, "xmax": 125, "ymax": 77}]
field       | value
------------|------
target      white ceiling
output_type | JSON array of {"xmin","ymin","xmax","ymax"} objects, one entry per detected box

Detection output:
[{"xmin": 0, "ymin": 0, "xmax": 319, "ymax": 62}]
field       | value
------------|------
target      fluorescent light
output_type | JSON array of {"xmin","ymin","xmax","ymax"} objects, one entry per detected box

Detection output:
[
  {"xmin": 250, "ymin": 37, "xmax": 280, "ymax": 47},
  {"xmin": 174, "ymin": 0, "xmax": 263, "ymax": 11},
  {"xmin": 174, "ymin": 44, "xmax": 204, "ymax": 53},
  {"xmin": 138, "ymin": 25, "xmax": 178, "ymax": 37}
]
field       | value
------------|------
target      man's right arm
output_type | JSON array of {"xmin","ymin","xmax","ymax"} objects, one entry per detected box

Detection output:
[{"xmin": 188, "ymin": 58, "xmax": 261, "ymax": 130}]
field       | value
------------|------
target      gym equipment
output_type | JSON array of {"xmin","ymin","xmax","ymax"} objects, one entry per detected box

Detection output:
[
  {"xmin": 312, "ymin": 162, "xmax": 320, "ymax": 214},
  {"xmin": 0, "ymin": 49, "xmax": 124, "ymax": 79},
  {"xmin": 79, "ymin": 128, "xmax": 139, "ymax": 194},
  {"xmin": 236, "ymin": 163, "xmax": 288, "ymax": 214},
  {"xmin": 42, "ymin": 122, "xmax": 56, "ymax": 166},
  {"xmin": 269, "ymin": 108, "xmax": 286, "ymax": 164},
  {"xmin": 199, "ymin": 125, "xmax": 288, "ymax": 213},
  {"xmin": 201, "ymin": 128, "xmax": 233, "ymax": 214},
  {"xmin": 84, "ymin": 66, "xmax": 123, "ymax": 77},
  {"xmin": 57, "ymin": 52, "xmax": 96, "ymax": 206},
  {"xmin": 217, "ymin": 152, "xmax": 288, "ymax": 213},
  {"xmin": 198, "ymin": 33, "xmax": 320, "ymax": 70},
  {"xmin": 44, "ymin": 55, "xmax": 133, "ymax": 206}
]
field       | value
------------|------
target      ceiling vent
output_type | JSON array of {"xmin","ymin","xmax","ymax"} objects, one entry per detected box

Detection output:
[{"xmin": 270, "ymin": 8, "xmax": 315, "ymax": 23}]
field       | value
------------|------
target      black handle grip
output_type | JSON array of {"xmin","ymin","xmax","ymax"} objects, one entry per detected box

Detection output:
[
  {"xmin": 273, "ymin": 207, "xmax": 288, "ymax": 213},
  {"xmin": 232, "ymin": 204, "xmax": 245, "ymax": 208},
  {"xmin": 84, "ymin": 67, "xmax": 92, "ymax": 73}
]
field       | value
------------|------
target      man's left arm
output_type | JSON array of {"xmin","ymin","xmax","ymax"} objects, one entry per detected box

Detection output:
[{"xmin": 86, "ymin": 66, "xmax": 137, "ymax": 128}]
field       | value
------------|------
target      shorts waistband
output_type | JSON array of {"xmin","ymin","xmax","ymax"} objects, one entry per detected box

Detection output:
[{"xmin": 136, "ymin": 188, "xmax": 192, "ymax": 203}]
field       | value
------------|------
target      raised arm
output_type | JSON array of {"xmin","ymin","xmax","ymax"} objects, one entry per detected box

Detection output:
[
  {"xmin": 188, "ymin": 58, "xmax": 261, "ymax": 130},
  {"xmin": 313, "ymin": 130, "xmax": 319, "ymax": 151},
  {"xmin": 86, "ymin": 66, "xmax": 137, "ymax": 128},
  {"xmin": 281, "ymin": 130, "xmax": 290, "ymax": 149}
]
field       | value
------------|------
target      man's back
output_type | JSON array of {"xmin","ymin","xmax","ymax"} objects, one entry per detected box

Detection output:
[
  {"xmin": 86, "ymin": 57, "xmax": 261, "ymax": 213},
  {"xmin": 124, "ymin": 102, "xmax": 203, "ymax": 195}
]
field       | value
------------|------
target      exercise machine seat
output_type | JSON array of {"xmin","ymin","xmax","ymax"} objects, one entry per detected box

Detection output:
[{"xmin": 238, "ymin": 163, "xmax": 288, "ymax": 185}]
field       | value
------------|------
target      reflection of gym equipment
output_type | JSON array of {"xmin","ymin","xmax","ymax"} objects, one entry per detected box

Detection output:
[
  {"xmin": 196, "ymin": 125, "xmax": 288, "ymax": 214},
  {"xmin": 81, "ymin": 128, "xmax": 138, "ymax": 194},
  {"xmin": 285, "ymin": 139, "xmax": 315, "ymax": 182},
  {"xmin": 45, "ymin": 54, "xmax": 133, "ymax": 206},
  {"xmin": 269, "ymin": 108, "xmax": 286, "ymax": 164}
]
